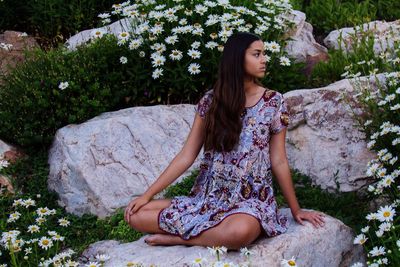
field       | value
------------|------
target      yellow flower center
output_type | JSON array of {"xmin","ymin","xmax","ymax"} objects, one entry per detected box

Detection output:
[
  {"xmin": 288, "ymin": 260, "xmax": 296, "ymax": 266},
  {"xmin": 42, "ymin": 240, "xmax": 49, "ymax": 246},
  {"xmin": 383, "ymin": 211, "xmax": 391, "ymax": 217},
  {"xmin": 194, "ymin": 258, "xmax": 202, "ymax": 263}
]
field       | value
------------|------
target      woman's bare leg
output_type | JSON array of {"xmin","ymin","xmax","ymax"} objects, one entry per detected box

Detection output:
[{"xmin": 127, "ymin": 205, "xmax": 261, "ymax": 250}]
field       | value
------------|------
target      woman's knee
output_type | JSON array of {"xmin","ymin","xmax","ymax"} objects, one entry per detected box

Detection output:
[
  {"xmin": 127, "ymin": 211, "xmax": 146, "ymax": 231},
  {"xmin": 225, "ymin": 216, "xmax": 261, "ymax": 246}
]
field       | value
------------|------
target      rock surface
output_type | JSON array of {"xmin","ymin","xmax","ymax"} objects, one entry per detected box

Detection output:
[
  {"xmin": 48, "ymin": 104, "xmax": 200, "ymax": 218},
  {"xmin": 324, "ymin": 19, "xmax": 400, "ymax": 54},
  {"xmin": 65, "ymin": 18, "xmax": 133, "ymax": 50},
  {"xmin": 284, "ymin": 75, "xmax": 379, "ymax": 192},
  {"xmin": 0, "ymin": 30, "xmax": 39, "ymax": 79},
  {"xmin": 284, "ymin": 10, "xmax": 329, "ymax": 75},
  {"xmin": 80, "ymin": 208, "xmax": 366, "ymax": 267}
]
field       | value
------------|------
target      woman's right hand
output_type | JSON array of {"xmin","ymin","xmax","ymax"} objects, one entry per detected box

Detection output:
[{"xmin": 124, "ymin": 194, "xmax": 151, "ymax": 224}]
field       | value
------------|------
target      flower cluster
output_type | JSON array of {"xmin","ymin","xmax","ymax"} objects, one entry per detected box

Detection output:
[
  {"xmin": 92, "ymin": 0, "xmax": 294, "ymax": 81},
  {"xmin": 0, "ymin": 196, "xmax": 73, "ymax": 266},
  {"xmin": 345, "ymin": 57, "xmax": 400, "ymax": 266}
]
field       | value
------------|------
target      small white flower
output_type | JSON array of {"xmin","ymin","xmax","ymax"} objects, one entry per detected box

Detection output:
[
  {"xmin": 367, "ymin": 140, "xmax": 376, "ymax": 149},
  {"xmin": 151, "ymin": 54, "xmax": 166, "ymax": 67},
  {"xmin": 169, "ymin": 50, "xmax": 183, "ymax": 61},
  {"xmin": 279, "ymin": 56, "xmax": 290, "ymax": 66},
  {"xmin": 27, "ymin": 225, "xmax": 40, "ymax": 233},
  {"xmin": 118, "ymin": 31, "xmax": 130, "ymax": 42},
  {"xmin": 361, "ymin": 226, "xmax": 370, "ymax": 233},
  {"xmin": 58, "ymin": 81, "xmax": 69, "ymax": 90},
  {"xmin": 364, "ymin": 120, "xmax": 373, "ymax": 126},
  {"xmin": 188, "ymin": 63, "xmax": 201, "ymax": 75},
  {"xmin": 7, "ymin": 212, "xmax": 21, "ymax": 223},
  {"xmin": 128, "ymin": 38, "xmax": 143, "ymax": 50},
  {"xmin": 58, "ymin": 218, "xmax": 70, "ymax": 227},
  {"xmin": 390, "ymin": 103, "xmax": 400, "ymax": 110},
  {"xmin": 38, "ymin": 236, "xmax": 53, "ymax": 250},
  {"xmin": 165, "ymin": 35, "xmax": 179, "ymax": 44},
  {"xmin": 205, "ymin": 41, "xmax": 218, "ymax": 50},
  {"xmin": 389, "ymin": 156, "xmax": 398, "ymax": 165},
  {"xmin": 98, "ymin": 13, "xmax": 110, "ymax": 19},
  {"xmin": 95, "ymin": 254, "xmax": 111, "ymax": 262},
  {"xmin": 264, "ymin": 41, "xmax": 280, "ymax": 53},
  {"xmin": 139, "ymin": 51, "xmax": 145, "ymax": 58},
  {"xmin": 281, "ymin": 256, "xmax": 298, "ymax": 267},
  {"xmin": 22, "ymin": 198, "xmax": 36, "ymax": 208},
  {"xmin": 377, "ymin": 100, "xmax": 387, "ymax": 106},
  {"xmin": 120, "ymin": 56, "xmax": 128, "ymax": 64},
  {"xmin": 379, "ymin": 222, "xmax": 392, "ymax": 232},
  {"xmin": 90, "ymin": 28, "xmax": 107, "ymax": 39},
  {"xmin": 240, "ymin": 247, "xmax": 254, "ymax": 257},
  {"xmin": 384, "ymin": 94, "xmax": 396, "ymax": 102},
  {"xmin": 85, "ymin": 262, "xmax": 100, "ymax": 267},
  {"xmin": 187, "ymin": 49, "xmax": 201, "ymax": 59},
  {"xmin": 350, "ymin": 262, "xmax": 364, "ymax": 267},
  {"xmin": 376, "ymin": 205, "xmax": 396, "ymax": 222},
  {"xmin": 152, "ymin": 68, "xmax": 163, "ymax": 79},
  {"xmin": 36, "ymin": 207, "xmax": 51, "ymax": 216},
  {"xmin": 369, "ymin": 246, "xmax": 386, "ymax": 257},
  {"xmin": 354, "ymin": 234, "xmax": 368, "ymax": 245},
  {"xmin": 191, "ymin": 41, "xmax": 201, "ymax": 49}
]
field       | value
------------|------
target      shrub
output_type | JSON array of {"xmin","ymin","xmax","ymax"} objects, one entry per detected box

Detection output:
[
  {"xmin": 0, "ymin": 0, "xmax": 307, "ymax": 149},
  {"xmin": 0, "ymin": 0, "xmax": 116, "ymax": 49}
]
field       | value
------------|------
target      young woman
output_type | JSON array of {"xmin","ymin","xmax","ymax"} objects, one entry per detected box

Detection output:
[{"xmin": 124, "ymin": 32, "xmax": 326, "ymax": 250}]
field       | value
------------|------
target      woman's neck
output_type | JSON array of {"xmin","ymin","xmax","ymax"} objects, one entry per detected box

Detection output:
[{"xmin": 244, "ymin": 78, "xmax": 260, "ymax": 96}]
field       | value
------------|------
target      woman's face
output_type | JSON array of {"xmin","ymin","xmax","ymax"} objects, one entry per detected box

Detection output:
[{"xmin": 243, "ymin": 40, "xmax": 267, "ymax": 79}]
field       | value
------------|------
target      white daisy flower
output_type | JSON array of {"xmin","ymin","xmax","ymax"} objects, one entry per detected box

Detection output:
[
  {"xmin": 382, "ymin": 175, "xmax": 394, "ymax": 187},
  {"xmin": 150, "ymin": 42, "xmax": 166, "ymax": 54},
  {"xmin": 152, "ymin": 68, "xmax": 163, "ymax": 79},
  {"xmin": 90, "ymin": 28, "xmax": 107, "ymax": 39},
  {"xmin": 120, "ymin": 56, "xmax": 128, "ymax": 64},
  {"xmin": 240, "ymin": 247, "xmax": 254, "ymax": 257},
  {"xmin": 51, "ymin": 234, "xmax": 64, "ymax": 241},
  {"xmin": 393, "ymin": 138, "xmax": 400, "ymax": 145},
  {"xmin": 195, "ymin": 4, "xmax": 208, "ymax": 15},
  {"xmin": 279, "ymin": 56, "xmax": 290, "ymax": 66},
  {"xmin": 58, "ymin": 82, "xmax": 69, "ymax": 90},
  {"xmin": 369, "ymin": 246, "xmax": 386, "ymax": 257},
  {"xmin": 179, "ymin": 18, "xmax": 188, "ymax": 25},
  {"xmin": 85, "ymin": 262, "xmax": 100, "ymax": 267},
  {"xmin": 98, "ymin": 13, "xmax": 110, "ymax": 19},
  {"xmin": 350, "ymin": 262, "xmax": 364, "ymax": 267},
  {"xmin": 377, "ymin": 100, "xmax": 387, "ymax": 106},
  {"xmin": 22, "ymin": 198, "xmax": 36, "ymax": 208},
  {"xmin": 187, "ymin": 49, "xmax": 201, "ymax": 59},
  {"xmin": 377, "ymin": 205, "xmax": 396, "ymax": 222},
  {"xmin": 58, "ymin": 218, "xmax": 70, "ymax": 227},
  {"xmin": 169, "ymin": 50, "xmax": 183, "ymax": 61},
  {"xmin": 165, "ymin": 35, "xmax": 179, "ymax": 44},
  {"xmin": 188, "ymin": 63, "xmax": 201, "ymax": 75},
  {"xmin": 361, "ymin": 226, "xmax": 370, "ymax": 233},
  {"xmin": 36, "ymin": 217, "xmax": 46, "ymax": 225},
  {"xmin": 24, "ymin": 247, "xmax": 32, "ymax": 255},
  {"xmin": 364, "ymin": 120, "xmax": 373, "ymax": 126},
  {"xmin": 265, "ymin": 41, "xmax": 280, "ymax": 53},
  {"xmin": 281, "ymin": 256, "xmax": 297, "ymax": 267},
  {"xmin": 366, "ymin": 212, "xmax": 378, "ymax": 221},
  {"xmin": 389, "ymin": 156, "xmax": 398, "ymax": 165},
  {"xmin": 38, "ymin": 236, "xmax": 53, "ymax": 250},
  {"xmin": 385, "ymin": 94, "xmax": 396, "ymax": 102},
  {"xmin": 367, "ymin": 140, "xmax": 376, "ymax": 149},
  {"xmin": 27, "ymin": 225, "xmax": 40, "ymax": 233},
  {"xmin": 353, "ymin": 234, "xmax": 368, "ymax": 245},
  {"xmin": 151, "ymin": 54, "xmax": 166, "ymax": 67},
  {"xmin": 379, "ymin": 222, "xmax": 392, "ymax": 232},
  {"xmin": 36, "ymin": 207, "xmax": 51, "ymax": 216},
  {"xmin": 118, "ymin": 32, "xmax": 130, "ymax": 42},
  {"xmin": 128, "ymin": 38, "xmax": 143, "ymax": 50},
  {"xmin": 95, "ymin": 254, "xmax": 111, "ymax": 262},
  {"xmin": 7, "ymin": 212, "xmax": 21, "ymax": 223},
  {"xmin": 12, "ymin": 199, "xmax": 24, "ymax": 207},
  {"xmin": 139, "ymin": 51, "xmax": 145, "ymax": 58},
  {"xmin": 205, "ymin": 41, "xmax": 218, "ymax": 49},
  {"xmin": 191, "ymin": 41, "xmax": 201, "ymax": 49}
]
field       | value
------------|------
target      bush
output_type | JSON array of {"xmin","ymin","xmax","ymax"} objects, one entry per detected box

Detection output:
[
  {"xmin": 0, "ymin": 0, "xmax": 115, "ymax": 49},
  {"xmin": 0, "ymin": 0, "xmax": 307, "ymax": 149}
]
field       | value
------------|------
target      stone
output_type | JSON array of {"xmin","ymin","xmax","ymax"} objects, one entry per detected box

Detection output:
[
  {"xmin": 80, "ymin": 208, "xmax": 366, "ymax": 267},
  {"xmin": 324, "ymin": 19, "xmax": 400, "ymax": 54},
  {"xmin": 284, "ymin": 74, "xmax": 382, "ymax": 192},
  {"xmin": 0, "ymin": 175, "xmax": 14, "ymax": 195},
  {"xmin": 0, "ymin": 31, "xmax": 39, "ymax": 79},
  {"xmin": 48, "ymin": 104, "xmax": 201, "ymax": 218},
  {"xmin": 283, "ymin": 10, "xmax": 329, "ymax": 74},
  {"xmin": 65, "ymin": 18, "xmax": 133, "ymax": 50}
]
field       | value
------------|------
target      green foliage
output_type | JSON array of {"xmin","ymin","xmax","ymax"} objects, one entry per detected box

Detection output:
[
  {"xmin": 307, "ymin": 26, "xmax": 400, "ymax": 88},
  {"xmin": 274, "ymin": 170, "xmax": 371, "ymax": 230},
  {"xmin": 0, "ymin": 0, "xmax": 115, "ymax": 49}
]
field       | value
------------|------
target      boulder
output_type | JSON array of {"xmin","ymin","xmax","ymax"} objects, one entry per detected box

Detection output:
[
  {"xmin": 285, "ymin": 75, "xmax": 381, "ymax": 192},
  {"xmin": 283, "ymin": 10, "xmax": 329, "ymax": 75},
  {"xmin": 65, "ymin": 18, "xmax": 133, "ymax": 50},
  {"xmin": 80, "ymin": 208, "xmax": 366, "ymax": 267},
  {"xmin": 0, "ymin": 31, "xmax": 39, "ymax": 79},
  {"xmin": 324, "ymin": 19, "xmax": 400, "ymax": 54},
  {"xmin": 48, "ymin": 104, "xmax": 200, "ymax": 218}
]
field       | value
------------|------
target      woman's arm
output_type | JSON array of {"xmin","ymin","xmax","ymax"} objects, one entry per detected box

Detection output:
[
  {"xmin": 269, "ymin": 128, "xmax": 301, "ymax": 217},
  {"xmin": 125, "ymin": 112, "xmax": 206, "ymax": 217},
  {"xmin": 270, "ymin": 129, "xmax": 326, "ymax": 228}
]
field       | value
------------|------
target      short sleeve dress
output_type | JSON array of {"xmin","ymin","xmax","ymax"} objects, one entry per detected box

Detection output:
[{"xmin": 158, "ymin": 89, "xmax": 290, "ymax": 240}]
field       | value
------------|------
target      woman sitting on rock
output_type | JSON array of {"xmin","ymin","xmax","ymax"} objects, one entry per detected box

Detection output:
[{"xmin": 124, "ymin": 32, "xmax": 325, "ymax": 250}]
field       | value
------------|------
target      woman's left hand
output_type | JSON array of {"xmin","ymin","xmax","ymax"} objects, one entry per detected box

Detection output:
[{"xmin": 292, "ymin": 209, "xmax": 326, "ymax": 229}]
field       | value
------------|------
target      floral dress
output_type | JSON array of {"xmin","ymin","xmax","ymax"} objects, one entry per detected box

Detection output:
[{"xmin": 158, "ymin": 89, "xmax": 290, "ymax": 240}]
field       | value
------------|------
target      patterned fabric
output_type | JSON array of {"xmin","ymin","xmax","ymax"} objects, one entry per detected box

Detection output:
[{"xmin": 159, "ymin": 89, "xmax": 290, "ymax": 240}]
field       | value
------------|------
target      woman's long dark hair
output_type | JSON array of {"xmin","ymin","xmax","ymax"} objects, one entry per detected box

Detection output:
[{"xmin": 204, "ymin": 32, "xmax": 262, "ymax": 152}]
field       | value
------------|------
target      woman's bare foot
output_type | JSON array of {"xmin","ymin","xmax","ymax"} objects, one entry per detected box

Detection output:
[{"xmin": 144, "ymin": 234, "xmax": 183, "ymax": 246}]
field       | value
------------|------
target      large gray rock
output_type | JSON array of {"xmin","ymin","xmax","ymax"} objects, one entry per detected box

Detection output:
[
  {"xmin": 283, "ymin": 10, "xmax": 328, "ymax": 73},
  {"xmin": 80, "ymin": 208, "xmax": 366, "ymax": 267},
  {"xmin": 48, "ymin": 104, "xmax": 200, "ymax": 218},
  {"xmin": 324, "ymin": 19, "xmax": 400, "ymax": 54},
  {"xmin": 65, "ymin": 18, "xmax": 133, "ymax": 50},
  {"xmin": 285, "ymin": 75, "xmax": 380, "ymax": 192}
]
